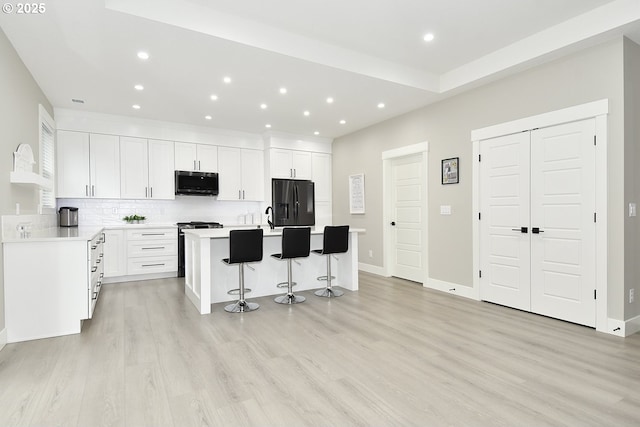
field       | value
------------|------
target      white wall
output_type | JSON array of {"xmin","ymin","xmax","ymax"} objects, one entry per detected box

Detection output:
[
  {"xmin": 0, "ymin": 27, "xmax": 53, "ymax": 337},
  {"xmin": 333, "ymin": 37, "xmax": 628, "ymax": 320}
]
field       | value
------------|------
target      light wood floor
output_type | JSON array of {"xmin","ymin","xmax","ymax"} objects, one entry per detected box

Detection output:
[{"xmin": 1, "ymin": 272, "xmax": 639, "ymax": 426}]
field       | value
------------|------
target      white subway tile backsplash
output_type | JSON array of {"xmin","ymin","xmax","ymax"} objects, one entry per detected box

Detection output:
[{"xmin": 56, "ymin": 198, "xmax": 268, "ymax": 227}]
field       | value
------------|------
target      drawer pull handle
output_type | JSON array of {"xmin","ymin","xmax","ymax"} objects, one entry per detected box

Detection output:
[
  {"xmin": 141, "ymin": 233, "xmax": 166, "ymax": 236},
  {"xmin": 142, "ymin": 247, "xmax": 165, "ymax": 250},
  {"xmin": 96, "ymin": 259, "xmax": 101, "ymax": 264},
  {"xmin": 142, "ymin": 263, "xmax": 165, "ymax": 267},
  {"xmin": 91, "ymin": 245, "xmax": 97, "ymax": 250},
  {"xmin": 99, "ymin": 253, "xmax": 104, "ymax": 257},
  {"xmin": 100, "ymin": 273, "xmax": 104, "ymax": 278},
  {"xmin": 91, "ymin": 266, "xmax": 97, "ymax": 273},
  {"xmin": 92, "ymin": 292, "xmax": 98, "ymax": 300}
]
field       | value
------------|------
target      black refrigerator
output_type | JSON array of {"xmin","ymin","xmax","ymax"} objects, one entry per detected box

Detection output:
[{"xmin": 272, "ymin": 179, "xmax": 315, "ymax": 226}]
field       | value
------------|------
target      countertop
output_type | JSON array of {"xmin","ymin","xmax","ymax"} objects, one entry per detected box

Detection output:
[
  {"xmin": 1, "ymin": 226, "xmax": 105, "ymax": 243},
  {"xmin": 183, "ymin": 226, "xmax": 365, "ymax": 239}
]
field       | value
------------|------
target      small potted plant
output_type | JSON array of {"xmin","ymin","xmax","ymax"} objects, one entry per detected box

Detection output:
[{"xmin": 123, "ymin": 214, "xmax": 146, "ymax": 224}]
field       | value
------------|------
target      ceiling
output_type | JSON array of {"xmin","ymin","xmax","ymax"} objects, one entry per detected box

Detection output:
[{"xmin": 2, "ymin": 0, "xmax": 640, "ymax": 139}]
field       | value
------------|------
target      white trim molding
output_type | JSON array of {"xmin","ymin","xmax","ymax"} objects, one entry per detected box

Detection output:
[
  {"xmin": 0, "ymin": 328, "xmax": 7, "ymax": 351},
  {"xmin": 426, "ymin": 278, "xmax": 478, "ymax": 301},
  {"xmin": 358, "ymin": 263, "xmax": 387, "ymax": 277},
  {"xmin": 625, "ymin": 315, "xmax": 640, "ymax": 337},
  {"xmin": 472, "ymin": 99, "xmax": 610, "ymax": 334}
]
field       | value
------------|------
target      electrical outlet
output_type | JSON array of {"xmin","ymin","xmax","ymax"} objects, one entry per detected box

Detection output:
[
  {"xmin": 368, "ymin": 249, "xmax": 373, "ymax": 258},
  {"xmin": 630, "ymin": 289, "xmax": 635, "ymax": 303}
]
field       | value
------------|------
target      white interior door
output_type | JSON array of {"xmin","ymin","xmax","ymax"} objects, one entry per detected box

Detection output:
[
  {"xmin": 391, "ymin": 154, "xmax": 424, "ymax": 283},
  {"xmin": 530, "ymin": 119, "xmax": 596, "ymax": 327},
  {"xmin": 479, "ymin": 132, "xmax": 531, "ymax": 310}
]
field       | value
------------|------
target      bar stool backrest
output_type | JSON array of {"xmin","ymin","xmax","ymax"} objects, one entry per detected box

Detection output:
[
  {"xmin": 229, "ymin": 229, "xmax": 264, "ymax": 264},
  {"xmin": 321, "ymin": 225, "xmax": 350, "ymax": 254},
  {"xmin": 281, "ymin": 227, "xmax": 311, "ymax": 259}
]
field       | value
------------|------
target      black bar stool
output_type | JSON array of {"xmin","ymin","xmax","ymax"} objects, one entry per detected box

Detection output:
[
  {"xmin": 312, "ymin": 225, "xmax": 349, "ymax": 297},
  {"xmin": 271, "ymin": 227, "xmax": 310, "ymax": 304},
  {"xmin": 222, "ymin": 229, "xmax": 263, "ymax": 313}
]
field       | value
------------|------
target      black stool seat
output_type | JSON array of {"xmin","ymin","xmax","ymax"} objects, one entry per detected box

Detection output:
[
  {"xmin": 271, "ymin": 227, "xmax": 310, "ymax": 304},
  {"xmin": 312, "ymin": 225, "xmax": 349, "ymax": 297},
  {"xmin": 222, "ymin": 228, "xmax": 263, "ymax": 313}
]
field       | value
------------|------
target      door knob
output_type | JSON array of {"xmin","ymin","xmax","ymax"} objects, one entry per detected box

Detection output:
[{"xmin": 391, "ymin": 221, "xmax": 396, "ymax": 226}]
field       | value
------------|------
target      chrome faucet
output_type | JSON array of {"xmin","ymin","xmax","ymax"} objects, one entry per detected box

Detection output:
[{"xmin": 265, "ymin": 206, "xmax": 274, "ymax": 230}]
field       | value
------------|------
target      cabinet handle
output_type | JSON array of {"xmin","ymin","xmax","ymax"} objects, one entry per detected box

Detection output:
[
  {"xmin": 96, "ymin": 259, "xmax": 101, "ymax": 264},
  {"xmin": 142, "ymin": 263, "xmax": 165, "ymax": 267},
  {"xmin": 194, "ymin": 160, "xmax": 197, "ymax": 170},
  {"xmin": 294, "ymin": 169, "xmax": 296, "ymax": 178},
  {"xmin": 85, "ymin": 185, "xmax": 89, "ymax": 196},
  {"xmin": 142, "ymin": 247, "xmax": 165, "ymax": 250},
  {"xmin": 91, "ymin": 185, "xmax": 95, "ymax": 197},
  {"xmin": 242, "ymin": 190, "xmax": 245, "ymax": 199},
  {"xmin": 238, "ymin": 190, "xmax": 241, "ymax": 199},
  {"xmin": 145, "ymin": 187, "xmax": 148, "ymax": 198},
  {"xmin": 100, "ymin": 272, "xmax": 104, "ymax": 278},
  {"xmin": 198, "ymin": 160, "xmax": 201, "ymax": 170},
  {"xmin": 92, "ymin": 292, "xmax": 98, "ymax": 300},
  {"xmin": 150, "ymin": 187, "xmax": 153, "ymax": 198},
  {"xmin": 91, "ymin": 245, "xmax": 97, "ymax": 250},
  {"xmin": 91, "ymin": 266, "xmax": 97, "ymax": 273},
  {"xmin": 290, "ymin": 168, "xmax": 293, "ymax": 178},
  {"xmin": 141, "ymin": 233, "xmax": 165, "ymax": 236},
  {"xmin": 102, "ymin": 233, "xmax": 106, "ymax": 243}
]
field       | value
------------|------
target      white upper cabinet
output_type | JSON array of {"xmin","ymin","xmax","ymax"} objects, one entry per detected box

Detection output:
[
  {"xmin": 57, "ymin": 131, "xmax": 120, "ymax": 199},
  {"xmin": 217, "ymin": 147, "xmax": 264, "ymax": 201},
  {"xmin": 148, "ymin": 140, "xmax": 175, "ymax": 199},
  {"xmin": 312, "ymin": 153, "xmax": 332, "ymax": 202},
  {"xmin": 120, "ymin": 137, "xmax": 175, "ymax": 200},
  {"xmin": 175, "ymin": 142, "xmax": 218, "ymax": 172},
  {"xmin": 270, "ymin": 148, "xmax": 312, "ymax": 179}
]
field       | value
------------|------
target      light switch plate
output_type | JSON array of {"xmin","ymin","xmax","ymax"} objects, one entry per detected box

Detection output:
[{"xmin": 440, "ymin": 205, "xmax": 452, "ymax": 215}]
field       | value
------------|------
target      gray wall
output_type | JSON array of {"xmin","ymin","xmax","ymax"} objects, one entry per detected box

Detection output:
[
  {"xmin": 624, "ymin": 38, "xmax": 640, "ymax": 320},
  {"xmin": 0, "ymin": 27, "xmax": 53, "ymax": 333},
  {"xmin": 333, "ymin": 37, "xmax": 629, "ymax": 320}
]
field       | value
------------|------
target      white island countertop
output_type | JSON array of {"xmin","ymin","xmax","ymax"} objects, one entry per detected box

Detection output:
[{"xmin": 183, "ymin": 226, "xmax": 365, "ymax": 239}]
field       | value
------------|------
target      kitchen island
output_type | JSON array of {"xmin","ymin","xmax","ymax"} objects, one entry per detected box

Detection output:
[{"xmin": 183, "ymin": 227, "xmax": 363, "ymax": 314}]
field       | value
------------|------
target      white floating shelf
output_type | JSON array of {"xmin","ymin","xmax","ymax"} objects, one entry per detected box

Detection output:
[{"xmin": 10, "ymin": 171, "xmax": 53, "ymax": 190}]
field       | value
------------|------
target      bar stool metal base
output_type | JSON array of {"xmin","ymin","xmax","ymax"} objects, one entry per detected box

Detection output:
[
  {"xmin": 314, "ymin": 287, "xmax": 344, "ymax": 297},
  {"xmin": 224, "ymin": 301, "xmax": 259, "ymax": 313},
  {"xmin": 274, "ymin": 294, "xmax": 306, "ymax": 304}
]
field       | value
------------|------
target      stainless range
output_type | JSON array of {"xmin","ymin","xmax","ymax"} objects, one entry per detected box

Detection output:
[{"xmin": 177, "ymin": 221, "xmax": 223, "ymax": 277}]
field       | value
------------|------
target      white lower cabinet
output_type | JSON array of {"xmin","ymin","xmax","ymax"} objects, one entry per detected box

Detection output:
[
  {"xmin": 126, "ymin": 228, "xmax": 178, "ymax": 275},
  {"xmin": 103, "ymin": 229, "xmax": 127, "ymax": 278},
  {"xmin": 103, "ymin": 227, "xmax": 178, "ymax": 280},
  {"xmin": 3, "ymin": 230, "xmax": 104, "ymax": 343}
]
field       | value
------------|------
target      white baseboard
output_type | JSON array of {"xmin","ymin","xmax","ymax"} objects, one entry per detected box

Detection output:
[
  {"xmin": 358, "ymin": 262, "xmax": 386, "ymax": 276},
  {"xmin": 624, "ymin": 315, "xmax": 640, "ymax": 337},
  {"xmin": 425, "ymin": 278, "xmax": 479, "ymax": 301},
  {"xmin": 606, "ymin": 318, "xmax": 626, "ymax": 337},
  {"xmin": 102, "ymin": 271, "xmax": 177, "ymax": 284},
  {"xmin": 0, "ymin": 328, "xmax": 7, "ymax": 352}
]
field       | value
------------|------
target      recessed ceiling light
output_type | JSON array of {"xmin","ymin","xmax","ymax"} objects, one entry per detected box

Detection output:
[
  {"xmin": 71, "ymin": 98, "xmax": 84, "ymax": 104},
  {"xmin": 377, "ymin": 102, "xmax": 385, "ymax": 109},
  {"xmin": 326, "ymin": 97, "xmax": 334, "ymax": 104},
  {"xmin": 223, "ymin": 76, "xmax": 232, "ymax": 84},
  {"xmin": 423, "ymin": 33, "xmax": 435, "ymax": 42},
  {"xmin": 134, "ymin": 84, "xmax": 144, "ymax": 91},
  {"xmin": 314, "ymin": 131, "xmax": 320, "ymax": 135},
  {"xmin": 265, "ymin": 124, "xmax": 272, "ymax": 128},
  {"xmin": 132, "ymin": 104, "xmax": 141, "ymax": 110},
  {"xmin": 260, "ymin": 103, "xmax": 268, "ymax": 109},
  {"xmin": 210, "ymin": 94, "xmax": 218, "ymax": 101},
  {"xmin": 339, "ymin": 119, "xmax": 346, "ymax": 124},
  {"xmin": 303, "ymin": 110, "xmax": 310, "ymax": 116},
  {"xmin": 205, "ymin": 115, "xmax": 212, "ymax": 120},
  {"xmin": 279, "ymin": 87, "xmax": 287, "ymax": 94},
  {"xmin": 137, "ymin": 51, "xmax": 149, "ymax": 60}
]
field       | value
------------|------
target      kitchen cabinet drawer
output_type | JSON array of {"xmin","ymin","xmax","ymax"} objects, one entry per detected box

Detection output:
[
  {"xmin": 127, "ymin": 256, "xmax": 177, "ymax": 275},
  {"xmin": 127, "ymin": 239, "xmax": 177, "ymax": 258},
  {"xmin": 126, "ymin": 228, "xmax": 177, "ymax": 241}
]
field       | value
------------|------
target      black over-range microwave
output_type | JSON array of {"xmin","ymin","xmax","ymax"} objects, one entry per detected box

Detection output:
[{"xmin": 175, "ymin": 170, "xmax": 219, "ymax": 196}]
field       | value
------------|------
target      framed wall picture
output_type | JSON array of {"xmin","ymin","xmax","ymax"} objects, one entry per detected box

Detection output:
[
  {"xmin": 441, "ymin": 157, "xmax": 459, "ymax": 184},
  {"xmin": 349, "ymin": 173, "xmax": 365, "ymax": 214}
]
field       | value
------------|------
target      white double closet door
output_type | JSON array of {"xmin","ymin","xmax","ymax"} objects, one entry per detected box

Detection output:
[{"xmin": 479, "ymin": 119, "xmax": 596, "ymax": 327}]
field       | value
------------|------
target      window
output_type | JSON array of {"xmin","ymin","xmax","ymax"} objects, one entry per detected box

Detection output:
[{"xmin": 39, "ymin": 104, "xmax": 55, "ymax": 209}]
